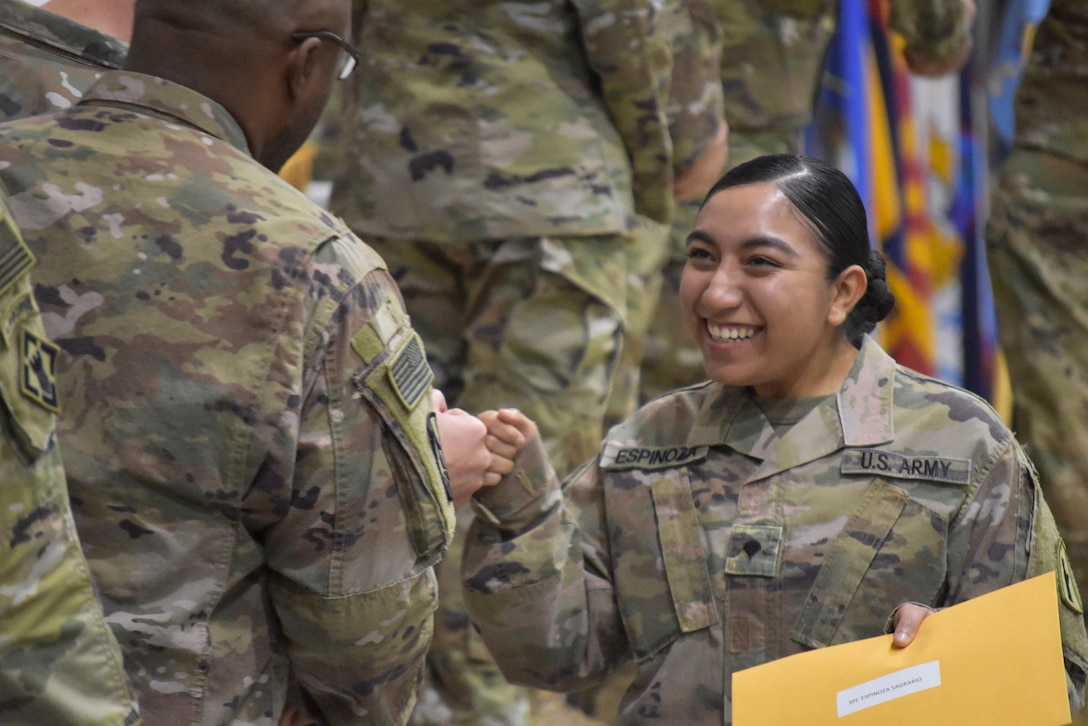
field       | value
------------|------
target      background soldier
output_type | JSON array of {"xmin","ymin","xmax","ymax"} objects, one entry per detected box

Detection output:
[
  {"xmin": 328, "ymin": 1, "xmax": 676, "ymax": 722},
  {"xmin": 987, "ymin": 5, "xmax": 1088, "ymax": 721}
]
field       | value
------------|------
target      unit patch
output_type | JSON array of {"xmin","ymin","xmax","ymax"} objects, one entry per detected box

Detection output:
[
  {"xmin": 21, "ymin": 329, "xmax": 59, "ymax": 412},
  {"xmin": 841, "ymin": 449, "xmax": 970, "ymax": 485}
]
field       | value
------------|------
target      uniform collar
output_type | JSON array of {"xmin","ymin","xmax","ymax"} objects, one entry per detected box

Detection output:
[
  {"xmin": 80, "ymin": 70, "xmax": 251, "ymax": 157},
  {"xmin": 691, "ymin": 336, "xmax": 896, "ymax": 478},
  {"xmin": 0, "ymin": 1, "xmax": 127, "ymax": 69}
]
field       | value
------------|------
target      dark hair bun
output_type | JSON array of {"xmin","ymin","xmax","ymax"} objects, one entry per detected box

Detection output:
[
  {"xmin": 855, "ymin": 249, "xmax": 896, "ymax": 325},
  {"xmin": 842, "ymin": 249, "xmax": 896, "ymax": 346}
]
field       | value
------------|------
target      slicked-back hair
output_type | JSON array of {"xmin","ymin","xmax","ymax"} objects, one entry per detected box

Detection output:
[{"xmin": 699, "ymin": 154, "xmax": 895, "ymax": 347}]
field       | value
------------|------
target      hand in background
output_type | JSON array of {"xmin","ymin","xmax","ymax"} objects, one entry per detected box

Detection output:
[
  {"xmin": 673, "ymin": 118, "xmax": 729, "ymax": 203},
  {"xmin": 277, "ymin": 704, "xmax": 315, "ymax": 726},
  {"xmin": 898, "ymin": 0, "xmax": 976, "ymax": 77}
]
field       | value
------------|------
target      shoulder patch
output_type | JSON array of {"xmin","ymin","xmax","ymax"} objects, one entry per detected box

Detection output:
[
  {"xmin": 601, "ymin": 442, "xmax": 708, "ymax": 471},
  {"xmin": 840, "ymin": 449, "xmax": 971, "ymax": 485},
  {"xmin": 351, "ymin": 295, "xmax": 408, "ymax": 364},
  {"xmin": 20, "ymin": 329, "xmax": 60, "ymax": 413}
]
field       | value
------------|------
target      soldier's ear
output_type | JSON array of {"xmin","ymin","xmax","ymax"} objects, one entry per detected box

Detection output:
[
  {"xmin": 828, "ymin": 264, "xmax": 867, "ymax": 327},
  {"xmin": 284, "ymin": 35, "xmax": 325, "ymax": 105}
]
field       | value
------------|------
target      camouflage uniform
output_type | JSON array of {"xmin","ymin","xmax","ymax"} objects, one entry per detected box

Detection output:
[
  {"xmin": 0, "ymin": 71, "xmax": 454, "ymax": 725},
  {"xmin": 0, "ymin": 0, "xmax": 126, "ymax": 121},
  {"xmin": 329, "ymin": 1, "xmax": 673, "ymax": 722},
  {"xmin": 603, "ymin": 0, "xmax": 724, "ymax": 427},
  {"xmin": 0, "ymin": 189, "xmax": 140, "ymax": 724},
  {"xmin": 464, "ymin": 336, "xmax": 1088, "ymax": 724},
  {"xmin": 640, "ymin": 0, "xmax": 839, "ymax": 403},
  {"xmin": 331, "ymin": 0, "xmax": 674, "ymax": 473},
  {"xmin": 987, "ymin": 0, "xmax": 1088, "ymax": 633},
  {"xmin": 0, "ymin": 4, "xmax": 139, "ymax": 723},
  {"xmin": 640, "ymin": 0, "xmax": 975, "ymax": 402}
]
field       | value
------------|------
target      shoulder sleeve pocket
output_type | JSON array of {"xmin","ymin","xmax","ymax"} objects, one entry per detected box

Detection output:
[{"xmin": 352, "ymin": 307, "xmax": 454, "ymax": 564}]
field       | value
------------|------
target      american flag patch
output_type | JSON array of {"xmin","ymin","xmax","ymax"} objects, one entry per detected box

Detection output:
[
  {"xmin": 389, "ymin": 334, "xmax": 433, "ymax": 410},
  {"xmin": 0, "ymin": 228, "xmax": 33, "ymax": 297}
]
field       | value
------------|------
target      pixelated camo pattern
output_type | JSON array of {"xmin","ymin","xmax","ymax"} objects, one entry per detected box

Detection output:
[
  {"xmin": 0, "ymin": 71, "xmax": 453, "ymax": 725},
  {"xmin": 331, "ymin": 0, "xmax": 675, "ymax": 243},
  {"xmin": 464, "ymin": 337, "xmax": 1088, "ymax": 723}
]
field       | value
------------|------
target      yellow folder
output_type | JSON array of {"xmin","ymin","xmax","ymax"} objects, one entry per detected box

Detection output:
[{"xmin": 733, "ymin": 572, "xmax": 1070, "ymax": 725}]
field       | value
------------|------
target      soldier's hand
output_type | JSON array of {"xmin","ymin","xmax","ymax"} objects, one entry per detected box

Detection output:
[
  {"xmin": 673, "ymin": 118, "xmax": 728, "ymax": 203},
  {"xmin": 433, "ymin": 390, "xmax": 493, "ymax": 507},
  {"xmin": 479, "ymin": 408, "xmax": 536, "ymax": 482},
  {"xmin": 897, "ymin": 0, "xmax": 976, "ymax": 77},
  {"xmin": 890, "ymin": 602, "xmax": 938, "ymax": 647},
  {"xmin": 277, "ymin": 703, "xmax": 316, "ymax": 726}
]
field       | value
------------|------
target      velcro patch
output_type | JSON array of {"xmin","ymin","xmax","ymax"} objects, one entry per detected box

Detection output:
[
  {"xmin": 725, "ymin": 523, "xmax": 783, "ymax": 578},
  {"xmin": 427, "ymin": 412, "xmax": 453, "ymax": 504},
  {"xmin": 1059, "ymin": 540, "xmax": 1084, "ymax": 615},
  {"xmin": 841, "ymin": 449, "xmax": 970, "ymax": 484},
  {"xmin": 388, "ymin": 334, "xmax": 432, "ymax": 411},
  {"xmin": 602, "ymin": 443, "xmax": 708, "ymax": 470},
  {"xmin": 350, "ymin": 296, "xmax": 407, "ymax": 364},
  {"xmin": 21, "ymin": 329, "xmax": 59, "ymax": 412}
]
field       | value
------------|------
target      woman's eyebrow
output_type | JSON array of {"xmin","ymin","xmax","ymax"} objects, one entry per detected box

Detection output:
[
  {"xmin": 686, "ymin": 229, "xmax": 715, "ymax": 247},
  {"xmin": 686, "ymin": 228, "xmax": 799, "ymax": 258},
  {"xmin": 741, "ymin": 235, "xmax": 799, "ymax": 258}
]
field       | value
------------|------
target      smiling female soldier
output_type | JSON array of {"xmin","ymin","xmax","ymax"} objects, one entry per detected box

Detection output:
[{"xmin": 460, "ymin": 154, "xmax": 1088, "ymax": 725}]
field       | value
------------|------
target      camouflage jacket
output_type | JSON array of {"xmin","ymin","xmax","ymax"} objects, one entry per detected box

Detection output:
[
  {"xmin": 0, "ymin": 72, "xmax": 454, "ymax": 726},
  {"xmin": 660, "ymin": 0, "xmax": 725, "ymax": 175},
  {"xmin": 463, "ymin": 336, "xmax": 1088, "ymax": 724},
  {"xmin": 329, "ymin": 0, "xmax": 674, "ymax": 242},
  {"xmin": 714, "ymin": 0, "xmax": 839, "ymax": 166},
  {"xmin": 0, "ymin": 0, "xmax": 126, "ymax": 121},
  {"xmin": 709, "ymin": 0, "xmax": 971, "ymax": 169},
  {"xmin": 0, "ymin": 191, "xmax": 139, "ymax": 724},
  {"xmin": 1010, "ymin": 0, "xmax": 1088, "ymax": 163}
]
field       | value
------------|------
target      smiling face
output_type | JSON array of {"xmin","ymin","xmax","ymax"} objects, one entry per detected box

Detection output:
[{"xmin": 680, "ymin": 181, "xmax": 866, "ymax": 399}]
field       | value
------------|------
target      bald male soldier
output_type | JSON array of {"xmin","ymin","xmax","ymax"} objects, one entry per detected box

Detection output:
[{"xmin": 0, "ymin": 0, "xmax": 463, "ymax": 723}]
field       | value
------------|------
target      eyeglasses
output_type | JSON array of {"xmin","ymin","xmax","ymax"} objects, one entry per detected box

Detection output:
[{"xmin": 291, "ymin": 30, "xmax": 362, "ymax": 80}]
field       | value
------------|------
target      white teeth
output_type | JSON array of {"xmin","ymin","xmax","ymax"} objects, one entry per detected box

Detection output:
[{"xmin": 708, "ymin": 324, "xmax": 755, "ymax": 342}]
